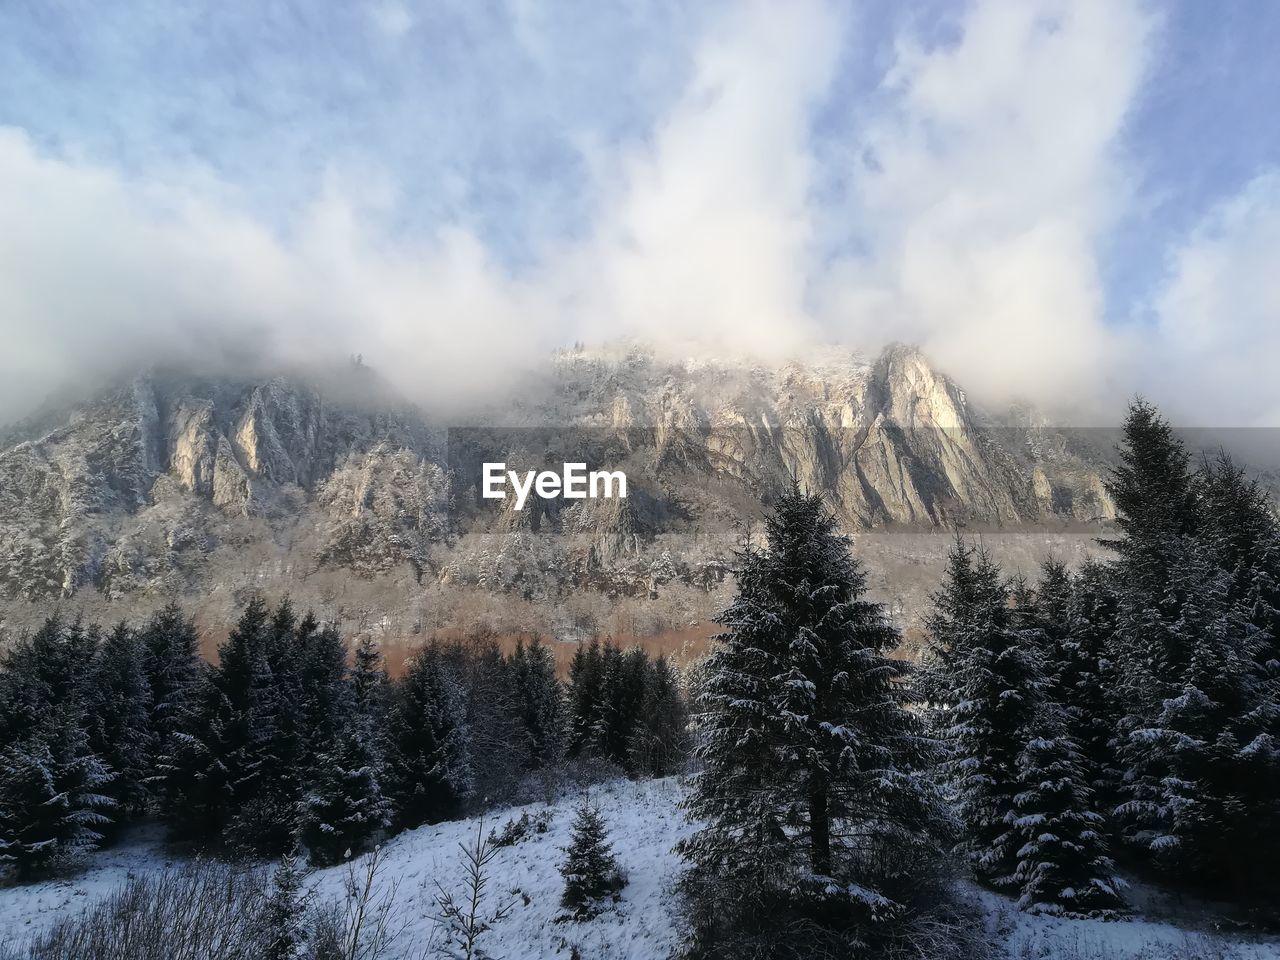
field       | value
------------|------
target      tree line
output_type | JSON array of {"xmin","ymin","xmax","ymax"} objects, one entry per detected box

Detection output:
[
  {"xmin": 0, "ymin": 601, "xmax": 689, "ymax": 880},
  {"xmin": 678, "ymin": 399, "xmax": 1280, "ymax": 959}
]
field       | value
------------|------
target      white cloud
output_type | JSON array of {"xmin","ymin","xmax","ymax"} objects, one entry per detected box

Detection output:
[
  {"xmin": 2, "ymin": 0, "xmax": 1275, "ymax": 431},
  {"xmin": 369, "ymin": 1, "xmax": 414, "ymax": 40},
  {"xmin": 1148, "ymin": 171, "xmax": 1280, "ymax": 426},
  {"xmin": 817, "ymin": 0, "xmax": 1157, "ymax": 414}
]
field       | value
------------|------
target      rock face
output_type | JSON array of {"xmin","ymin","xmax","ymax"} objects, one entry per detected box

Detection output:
[{"xmin": 0, "ymin": 345, "xmax": 1115, "ymax": 611}]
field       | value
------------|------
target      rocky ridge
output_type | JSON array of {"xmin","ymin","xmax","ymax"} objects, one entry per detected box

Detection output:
[{"xmin": 0, "ymin": 344, "xmax": 1115, "ymax": 633}]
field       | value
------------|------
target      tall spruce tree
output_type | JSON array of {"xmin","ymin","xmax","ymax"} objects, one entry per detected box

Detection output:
[
  {"xmin": 140, "ymin": 603, "xmax": 203, "ymax": 803},
  {"xmin": 680, "ymin": 489, "xmax": 940, "ymax": 956},
  {"xmin": 87, "ymin": 623, "xmax": 154, "ymax": 817},
  {"xmin": 1007, "ymin": 702, "xmax": 1126, "ymax": 917},
  {"xmin": 925, "ymin": 539, "xmax": 1043, "ymax": 890},
  {"xmin": 1105, "ymin": 402, "xmax": 1280, "ymax": 896},
  {"xmin": 629, "ymin": 654, "xmax": 688, "ymax": 777},
  {"xmin": 510, "ymin": 637, "xmax": 566, "ymax": 771},
  {"xmin": 160, "ymin": 596, "xmax": 280, "ymax": 846},
  {"xmin": 299, "ymin": 722, "xmax": 392, "ymax": 866},
  {"xmin": 567, "ymin": 638, "xmax": 605, "ymax": 758},
  {"xmin": 389, "ymin": 646, "xmax": 473, "ymax": 827}
]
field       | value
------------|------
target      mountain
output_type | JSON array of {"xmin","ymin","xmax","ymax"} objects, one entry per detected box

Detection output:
[{"xmin": 0, "ymin": 344, "xmax": 1115, "ymax": 641}]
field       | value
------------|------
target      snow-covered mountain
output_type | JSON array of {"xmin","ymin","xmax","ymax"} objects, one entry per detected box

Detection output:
[{"xmin": 0, "ymin": 344, "xmax": 1115, "ymax": 637}]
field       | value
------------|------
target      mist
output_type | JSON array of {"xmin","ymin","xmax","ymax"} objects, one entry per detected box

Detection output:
[{"xmin": 2, "ymin": 0, "xmax": 1279, "ymax": 429}]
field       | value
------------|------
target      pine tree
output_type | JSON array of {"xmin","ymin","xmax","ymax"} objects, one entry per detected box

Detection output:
[
  {"xmin": 159, "ymin": 596, "xmax": 288, "ymax": 849},
  {"xmin": 926, "ymin": 539, "xmax": 1044, "ymax": 890},
  {"xmin": 87, "ymin": 622, "xmax": 154, "ymax": 817},
  {"xmin": 559, "ymin": 797, "xmax": 625, "ymax": 916},
  {"xmin": 0, "ymin": 712, "xmax": 114, "ymax": 879},
  {"xmin": 389, "ymin": 646, "xmax": 473, "ymax": 827},
  {"xmin": 297, "ymin": 620, "xmax": 351, "ymax": 773},
  {"xmin": 299, "ymin": 723, "xmax": 392, "ymax": 866},
  {"xmin": 0, "ymin": 615, "xmax": 96, "ymax": 746},
  {"xmin": 1060, "ymin": 561, "xmax": 1124, "ymax": 805},
  {"xmin": 351, "ymin": 635, "xmax": 390, "ymax": 723},
  {"xmin": 598, "ymin": 645, "xmax": 649, "ymax": 771},
  {"xmin": 1008, "ymin": 704, "xmax": 1125, "ymax": 918},
  {"xmin": 681, "ymin": 490, "xmax": 941, "ymax": 954},
  {"xmin": 141, "ymin": 604, "xmax": 202, "ymax": 743},
  {"xmin": 510, "ymin": 637, "xmax": 565, "ymax": 771},
  {"xmin": 567, "ymin": 638, "xmax": 605, "ymax": 758},
  {"xmin": 629, "ymin": 654, "xmax": 688, "ymax": 777},
  {"xmin": 264, "ymin": 848, "xmax": 311, "ymax": 960},
  {"xmin": 1103, "ymin": 403, "xmax": 1280, "ymax": 897}
]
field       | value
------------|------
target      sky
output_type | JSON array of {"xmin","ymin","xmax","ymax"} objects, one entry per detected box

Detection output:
[{"xmin": 1, "ymin": 0, "xmax": 1278, "ymax": 425}]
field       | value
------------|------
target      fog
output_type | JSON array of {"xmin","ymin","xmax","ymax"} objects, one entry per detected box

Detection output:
[{"xmin": 1, "ymin": 0, "xmax": 1278, "ymax": 429}]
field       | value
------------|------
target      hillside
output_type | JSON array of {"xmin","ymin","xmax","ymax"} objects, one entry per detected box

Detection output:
[{"xmin": 3, "ymin": 777, "xmax": 1278, "ymax": 960}]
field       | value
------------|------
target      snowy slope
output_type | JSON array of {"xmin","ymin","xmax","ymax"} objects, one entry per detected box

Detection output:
[{"xmin": 2, "ymin": 777, "xmax": 1279, "ymax": 960}]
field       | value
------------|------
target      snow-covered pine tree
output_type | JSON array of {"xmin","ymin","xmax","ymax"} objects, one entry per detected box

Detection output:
[
  {"xmin": 599, "ymin": 645, "xmax": 649, "ymax": 772},
  {"xmin": 263, "ymin": 848, "xmax": 311, "ymax": 960},
  {"xmin": 0, "ymin": 615, "xmax": 96, "ymax": 747},
  {"xmin": 1060, "ymin": 561, "xmax": 1124, "ymax": 807},
  {"xmin": 1008, "ymin": 701, "xmax": 1126, "ymax": 918},
  {"xmin": 0, "ymin": 710, "xmax": 114, "ymax": 879},
  {"xmin": 159, "ymin": 596, "xmax": 282, "ymax": 847},
  {"xmin": 87, "ymin": 622, "xmax": 154, "ymax": 817},
  {"xmin": 299, "ymin": 721, "xmax": 392, "ymax": 866},
  {"xmin": 1199, "ymin": 452, "xmax": 1280, "ymax": 681},
  {"xmin": 140, "ymin": 603, "xmax": 202, "ymax": 749},
  {"xmin": 926, "ymin": 538, "xmax": 1044, "ymax": 890},
  {"xmin": 567, "ymin": 638, "xmax": 605, "ymax": 758},
  {"xmin": 681, "ymin": 488, "xmax": 941, "ymax": 956},
  {"xmin": 1117, "ymin": 546, "xmax": 1277, "ymax": 888},
  {"xmin": 510, "ymin": 636, "xmax": 566, "ymax": 771},
  {"xmin": 297, "ymin": 620, "xmax": 351, "ymax": 774},
  {"xmin": 559, "ymin": 797, "xmax": 625, "ymax": 917},
  {"xmin": 629, "ymin": 654, "xmax": 688, "ymax": 778},
  {"xmin": 351, "ymin": 635, "xmax": 390, "ymax": 723},
  {"xmin": 388, "ymin": 646, "xmax": 473, "ymax": 828},
  {"xmin": 1105, "ymin": 403, "xmax": 1280, "ymax": 896}
]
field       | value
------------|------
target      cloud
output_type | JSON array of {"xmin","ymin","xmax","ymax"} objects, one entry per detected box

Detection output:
[
  {"xmin": 1147, "ymin": 171, "xmax": 1280, "ymax": 427},
  {"xmin": 369, "ymin": 1, "xmax": 414, "ymax": 40},
  {"xmin": 816, "ymin": 0, "xmax": 1157, "ymax": 414},
  {"xmin": 0, "ymin": 0, "xmax": 1276, "ymax": 429}
]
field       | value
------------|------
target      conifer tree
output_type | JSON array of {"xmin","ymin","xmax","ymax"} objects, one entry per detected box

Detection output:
[
  {"xmin": 510, "ymin": 637, "xmax": 565, "ymax": 771},
  {"xmin": 926, "ymin": 539, "xmax": 1043, "ymax": 889},
  {"xmin": 1104, "ymin": 402, "xmax": 1280, "ymax": 896},
  {"xmin": 1008, "ymin": 705, "xmax": 1125, "ymax": 918},
  {"xmin": 160, "ymin": 596, "xmax": 282, "ymax": 847},
  {"xmin": 1061, "ymin": 561, "xmax": 1124, "ymax": 804},
  {"xmin": 0, "ymin": 711, "xmax": 114, "ymax": 879},
  {"xmin": 140, "ymin": 603, "xmax": 203, "ymax": 753},
  {"xmin": 299, "ymin": 722, "xmax": 392, "ymax": 866},
  {"xmin": 264, "ymin": 848, "xmax": 311, "ymax": 960},
  {"xmin": 351, "ymin": 635, "xmax": 390, "ymax": 723},
  {"xmin": 0, "ymin": 615, "xmax": 95, "ymax": 746},
  {"xmin": 567, "ymin": 638, "xmax": 605, "ymax": 758},
  {"xmin": 629, "ymin": 654, "xmax": 688, "ymax": 777},
  {"xmin": 599, "ymin": 646, "xmax": 649, "ymax": 771},
  {"xmin": 87, "ymin": 622, "xmax": 154, "ymax": 816},
  {"xmin": 560, "ymin": 797, "xmax": 625, "ymax": 916},
  {"xmin": 389, "ymin": 646, "xmax": 473, "ymax": 827},
  {"xmin": 297, "ymin": 621, "xmax": 351, "ymax": 772},
  {"xmin": 681, "ymin": 489, "xmax": 940, "ymax": 954}
]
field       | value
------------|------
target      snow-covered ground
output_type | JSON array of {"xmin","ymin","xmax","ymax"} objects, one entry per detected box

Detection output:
[{"xmin": 2, "ymin": 777, "xmax": 1278, "ymax": 960}]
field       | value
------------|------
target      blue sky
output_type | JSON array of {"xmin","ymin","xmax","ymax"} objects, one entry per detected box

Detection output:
[{"xmin": 1, "ymin": 0, "xmax": 1278, "ymax": 424}]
